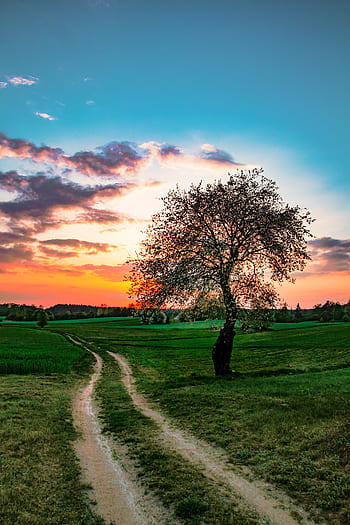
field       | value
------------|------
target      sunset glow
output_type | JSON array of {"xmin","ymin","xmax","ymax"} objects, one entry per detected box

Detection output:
[{"xmin": 1, "ymin": 1, "xmax": 349, "ymax": 309}]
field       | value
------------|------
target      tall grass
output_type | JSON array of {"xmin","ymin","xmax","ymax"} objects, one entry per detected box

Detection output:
[{"xmin": 0, "ymin": 326, "xmax": 85, "ymax": 374}]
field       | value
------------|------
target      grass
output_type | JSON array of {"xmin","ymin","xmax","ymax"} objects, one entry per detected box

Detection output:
[
  {"xmin": 93, "ymin": 347, "xmax": 260, "ymax": 524},
  {"xmin": 0, "ymin": 331, "xmax": 104, "ymax": 525},
  {"xmin": 0, "ymin": 326, "xmax": 85, "ymax": 374},
  {"xmin": 2, "ymin": 320, "xmax": 349, "ymax": 523},
  {"xmin": 58, "ymin": 320, "xmax": 350, "ymax": 524},
  {"xmin": 1, "ymin": 316, "xmax": 137, "ymax": 326}
]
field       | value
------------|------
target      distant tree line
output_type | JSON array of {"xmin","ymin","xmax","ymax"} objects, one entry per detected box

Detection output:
[
  {"xmin": 1, "ymin": 303, "xmax": 134, "ymax": 322},
  {"xmin": 137, "ymin": 298, "xmax": 350, "ymax": 330},
  {"xmin": 1, "ymin": 299, "xmax": 349, "ymax": 328}
]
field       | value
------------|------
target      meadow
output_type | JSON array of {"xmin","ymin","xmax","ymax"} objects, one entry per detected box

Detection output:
[
  {"xmin": 52, "ymin": 319, "xmax": 350, "ymax": 524},
  {"xmin": 0, "ymin": 326, "xmax": 104, "ymax": 525},
  {"xmin": 1, "ymin": 320, "xmax": 349, "ymax": 524}
]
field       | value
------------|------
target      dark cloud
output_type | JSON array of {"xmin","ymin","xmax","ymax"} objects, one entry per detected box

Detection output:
[
  {"xmin": 0, "ymin": 170, "xmax": 133, "ymax": 232},
  {"xmin": 308, "ymin": 237, "xmax": 350, "ymax": 274},
  {"xmin": 309, "ymin": 237, "xmax": 350, "ymax": 250},
  {"xmin": 0, "ymin": 244, "xmax": 33, "ymax": 264},
  {"xmin": 40, "ymin": 238, "xmax": 118, "ymax": 253},
  {"xmin": 0, "ymin": 232, "xmax": 34, "ymax": 243},
  {"xmin": 40, "ymin": 246, "xmax": 77, "ymax": 258},
  {"xmin": 157, "ymin": 144, "xmax": 182, "ymax": 158},
  {"xmin": 200, "ymin": 146, "xmax": 242, "ymax": 165},
  {"xmin": 0, "ymin": 133, "xmax": 146, "ymax": 177},
  {"xmin": 66, "ymin": 142, "xmax": 145, "ymax": 176},
  {"xmin": 0, "ymin": 133, "xmax": 63, "ymax": 162}
]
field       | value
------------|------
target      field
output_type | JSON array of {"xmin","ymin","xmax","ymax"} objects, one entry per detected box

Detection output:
[
  {"xmin": 0, "ymin": 326, "xmax": 104, "ymax": 525},
  {"xmin": 1, "ymin": 320, "xmax": 350, "ymax": 524},
  {"xmin": 0, "ymin": 325, "xmax": 85, "ymax": 374}
]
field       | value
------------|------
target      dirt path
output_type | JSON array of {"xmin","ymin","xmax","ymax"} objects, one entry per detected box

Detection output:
[
  {"xmin": 108, "ymin": 350, "xmax": 319, "ymax": 525},
  {"xmin": 71, "ymin": 340, "xmax": 173, "ymax": 525}
]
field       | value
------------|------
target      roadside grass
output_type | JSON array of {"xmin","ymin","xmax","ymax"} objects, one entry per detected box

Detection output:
[
  {"xmin": 60, "ymin": 321, "xmax": 350, "ymax": 524},
  {"xmin": 0, "ymin": 326, "xmax": 85, "ymax": 374},
  {"xmin": 0, "ymin": 326, "xmax": 104, "ymax": 524},
  {"xmin": 94, "ymin": 348, "xmax": 260, "ymax": 525}
]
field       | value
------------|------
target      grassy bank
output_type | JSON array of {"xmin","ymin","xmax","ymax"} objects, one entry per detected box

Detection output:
[
  {"xmin": 59, "ymin": 321, "xmax": 350, "ymax": 524},
  {"xmin": 0, "ymin": 326, "xmax": 103, "ymax": 525}
]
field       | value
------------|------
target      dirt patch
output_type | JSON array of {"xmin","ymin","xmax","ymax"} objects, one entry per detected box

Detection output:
[
  {"xmin": 71, "ymin": 340, "xmax": 172, "ymax": 525},
  {"xmin": 108, "ymin": 350, "xmax": 320, "ymax": 525}
]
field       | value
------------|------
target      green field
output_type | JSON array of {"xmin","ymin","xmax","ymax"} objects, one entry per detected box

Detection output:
[
  {"xmin": 54, "ymin": 320, "xmax": 350, "ymax": 524},
  {"xmin": 0, "ymin": 326, "xmax": 85, "ymax": 374},
  {"xmin": 0, "ymin": 326, "xmax": 104, "ymax": 525},
  {"xmin": 1, "ymin": 320, "xmax": 350, "ymax": 524}
]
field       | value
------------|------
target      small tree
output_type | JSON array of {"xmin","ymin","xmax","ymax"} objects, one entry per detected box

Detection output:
[
  {"xmin": 239, "ymin": 307, "xmax": 274, "ymax": 332},
  {"xmin": 294, "ymin": 303, "xmax": 303, "ymax": 322},
  {"xmin": 129, "ymin": 169, "xmax": 313, "ymax": 375},
  {"xmin": 36, "ymin": 309, "xmax": 49, "ymax": 328}
]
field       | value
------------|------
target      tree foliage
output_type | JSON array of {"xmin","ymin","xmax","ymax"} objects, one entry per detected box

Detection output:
[{"xmin": 129, "ymin": 169, "xmax": 313, "ymax": 374}]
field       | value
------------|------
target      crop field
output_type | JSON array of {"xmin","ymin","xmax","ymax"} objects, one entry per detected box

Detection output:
[
  {"xmin": 0, "ymin": 325, "xmax": 85, "ymax": 374},
  {"xmin": 1, "ymin": 320, "xmax": 350, "ymax": 524},
  {"xmin": 56, "ymin": 320, "xmax": 350, "ymax": 524},
  {"xmin": 0, "ymin": 326, "xmax": 103, "ymax": 524}
]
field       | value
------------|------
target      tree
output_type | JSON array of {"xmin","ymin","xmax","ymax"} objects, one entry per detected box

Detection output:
[
  {"xmin": 128, "ymin": 169, "xmax": 313, "ymax": 375},
  {"xmin": 294, "ymin": 303, "xmax": 303, "ymax": 322},
  {"xmin": 239, "ymin": 306, "xmax": 274, "ymax": 332},
  {"xmin": 275, "ymin": 302, "xmax": 291, "ymax": 323},
  {"xmin": 36, "ymin": 309, "xmax": 49, "ymax": 328}
]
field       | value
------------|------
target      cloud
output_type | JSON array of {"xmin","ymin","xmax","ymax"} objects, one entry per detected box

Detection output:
[
  {"xmin": 141, "ymin": 141, "xmax": 183, "ymax": 160},
  {"xmin": 0, "ymin": 133, "xmax": 250, "ymax": 182},
  {"xmin": 0, "ymin": 133, "xmax": 64, "ymax": 163},
  {"xmin": 76, "ymin": 208, "xmax": 127, "ymax": 224},
  {"xmin": 7, "ymin": 76, "xmax": 39, "ymax": 86},
  {"xmin": 200, "ymin": 143, "xmax": 243, "ymax": 166},
  {"xmin": 40, "ymin": 238, "xmax": 118, "ymax": 254},
  {"xmin": 0, "ymin": 82, "xmax": 8, "ymax": 88},
  {"xmin": 0, "ymin": 244, "xmax": 34, "ymax": 264},
  {"xmin": 0, "ymin": 133, "xmax": 146, "ymax": 178},
  {"xmin": 308, "ymin": 237, "xmax": 350, "ymax": 274},
  {"xmin": 80, "ymin": 263, "xmax": 130, "ymax": 281},
  {"xmin": 39, "ymin": 246, "xmax": 77, "ymax": 258},
  {"xmin": 0, "ymin": 232, "xmax": 34, "ymax": 244},
  {"xmin": 0, "ymin": 170, "xmax": 135, "ymax": 232},
  {"xmin": 67, "ymin": 141, "xmax": 146, "ymax": 176},
  {"xmin": 140, "ymin": 141, "xmax": 250, "ymax": 173},
  {"xmin": 86, "ymin": 100, "xmax": 95, "ymax": 105},
  {"xmin": 34, "ymin": 112, "xmax": 57, "ymax": 121}
]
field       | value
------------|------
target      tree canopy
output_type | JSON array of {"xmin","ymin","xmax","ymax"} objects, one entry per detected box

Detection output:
[{"xmin": 129, "ymin": 169, "xmax": 313, "ymax": 375}]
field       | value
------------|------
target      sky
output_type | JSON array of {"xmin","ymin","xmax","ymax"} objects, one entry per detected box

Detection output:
[{"xmin": 0, "ymin": 0, "xmax": 349, "ymax": 309}]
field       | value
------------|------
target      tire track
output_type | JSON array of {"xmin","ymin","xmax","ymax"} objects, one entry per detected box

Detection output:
[
  {"xmin": 108, "ymin": 350, "xmax": 319, "ymax": 525},
  {"xmin": 70, "ymin": 338, "xmax": 173, "ymax": 525}
]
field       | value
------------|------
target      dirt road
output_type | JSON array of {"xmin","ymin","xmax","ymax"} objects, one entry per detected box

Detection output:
[
  {"xmin": 71, "ymin": 340, "xmax": 173, "ymax": 525},
  {"xmin": 108, "ymin": 350, "xmax": 318, "ymax": 525}
]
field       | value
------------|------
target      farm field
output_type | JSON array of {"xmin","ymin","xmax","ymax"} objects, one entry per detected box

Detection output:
[
  {"xmin": 0, "ymin": 326, "xmax": 104, "ymax": 525},
  {"xmin": 52, "ymin": 320, "xmax": 350, "ymax": 525}
]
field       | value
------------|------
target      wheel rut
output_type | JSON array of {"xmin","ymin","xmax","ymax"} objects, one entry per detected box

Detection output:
[
  {"xmin": 108, "ymin": 350, "xmax": 320, "ymax": 525},
  {"xmin": 70, "ymin": 338, "xmax": 173, "ymax": 525}
]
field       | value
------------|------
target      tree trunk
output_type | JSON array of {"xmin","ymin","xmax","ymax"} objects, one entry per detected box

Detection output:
[{"xmin": 212, "ymin": 321, "xmax": 235, "ymax": 376}]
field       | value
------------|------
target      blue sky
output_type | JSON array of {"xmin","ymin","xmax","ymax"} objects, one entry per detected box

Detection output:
[{"xmin": 0, "ymin": 0, "xmax": 349, "ymax": 307}]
